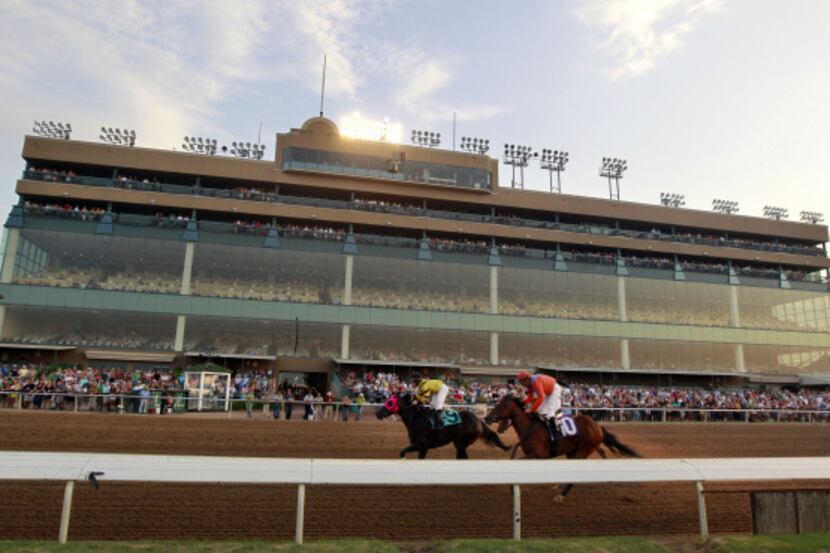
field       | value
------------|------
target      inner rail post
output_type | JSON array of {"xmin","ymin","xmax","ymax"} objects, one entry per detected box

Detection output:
[
  {"xmin": 512, "ymin": 484, "xmax": 521, "ymax": 541},
  {"xmin": 696, "ymin": 481, "xmax": 709, "ymax": 541},
  {"xmin": 295, "ymin": 483, "xmax": 306, "ymax": 544},
  {"xmin": 58, "ymin": 480, "xmax": 74, "ymax": 544}
]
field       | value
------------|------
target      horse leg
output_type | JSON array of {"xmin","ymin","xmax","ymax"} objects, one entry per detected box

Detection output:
[
  {"xmin": 418, "ymin": 448, "xmax": 428, "ymax": 459},
  {"xmin": 399, "ymin": 443, "xmax": 420, "ymax": 458},
  {"xmin": 596, "ymin": 447, "xmax": 608, "ymax": 459},
  {"xmin": 510, "ymin": 443, "xmax": 521, "ymax": 459},
  {"xmin": 456, "ymin": 447, "xmax": 469, "ymax": 460},
  {"xmin": 554, "ymin": 484, "xmax": 574, "ymax": 502}
]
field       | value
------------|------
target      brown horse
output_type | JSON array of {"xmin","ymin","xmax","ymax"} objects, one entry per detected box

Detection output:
[{"xmin": 484, "ymin": 396, "xmax": 641, "ymax": 499}]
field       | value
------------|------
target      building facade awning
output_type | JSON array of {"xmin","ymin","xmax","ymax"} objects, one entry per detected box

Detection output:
[
  {"xmin": 0, "ymin": 343, "xmax": 75, "ymax": 351},
  {"xmin": 185, "ymin": 352, "xmax": 276, "ymax": 361},
  {"xmin": 85, "ymin": 350, "xmax": 176, "ymax": 363},
  {"xmin": 334, "ymin": 359, "xmax": 461, "ymax": 371},
  {"xmin": 536, "ymin": 365, "xmax": 748, "ymax": 378}
]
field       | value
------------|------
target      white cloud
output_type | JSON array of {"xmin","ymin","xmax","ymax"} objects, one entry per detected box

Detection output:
[{"xmin": 575, "ymin": 0, "xmax": 722, "ymax": 81}]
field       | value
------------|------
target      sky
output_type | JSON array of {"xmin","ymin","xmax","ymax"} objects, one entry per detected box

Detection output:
[{"xmin": 0, "ymin": 0, "xmax": 829, "ymax": 223}]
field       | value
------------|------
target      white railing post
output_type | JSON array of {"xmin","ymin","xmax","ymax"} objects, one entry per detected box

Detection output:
[
  {"xmin": 512, "ymin": 484, "xmax": 521, "ymax": 541},
  {"xmin": 696, "ymin": 481, "xmax": 708, "ymax": 541},
  {"xmin": 58, "ymin": 480, "xmax": 74, "ymax": 544},
  {"xmin": 295, "ymin": 484, "xmax": 306, "ymax": 544}
]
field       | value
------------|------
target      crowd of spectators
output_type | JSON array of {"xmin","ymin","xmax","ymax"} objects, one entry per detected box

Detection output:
[{"xmin": 25, "ymin": 166, "xmax": 826, "ymax": 259}]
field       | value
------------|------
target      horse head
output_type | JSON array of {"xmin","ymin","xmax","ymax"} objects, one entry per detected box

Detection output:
[
  {"xmin": 485, "ymin": 394, "xmax": 523, "ymax": 425},
  {"xmin": 376, "ymin": 394, "xmax": 400, "ymax": 420}
]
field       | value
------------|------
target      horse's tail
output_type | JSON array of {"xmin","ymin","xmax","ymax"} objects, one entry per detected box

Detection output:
[
  {"xmin": 601, "ymin": 427, "xmax": 642, "ymax": 458},
  {"xmin": 480, "ymin": 417, "xmax": 511, "ymax": 451}
]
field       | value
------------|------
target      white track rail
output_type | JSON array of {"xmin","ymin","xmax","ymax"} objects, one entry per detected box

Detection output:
[{"xmin": 2, "ymin": 451, "xmax": 829, "ymax": 543}]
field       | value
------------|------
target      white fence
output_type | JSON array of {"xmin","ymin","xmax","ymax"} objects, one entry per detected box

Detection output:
[{"xmin": 2, "ymin": 451, "xmax": 830, "ymax": 543}]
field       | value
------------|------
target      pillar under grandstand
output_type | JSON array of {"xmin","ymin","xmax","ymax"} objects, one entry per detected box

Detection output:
[
  {"xmin": 341, "ymin": 255, "xmax": 354, "ymax": 359},
  {"xmin": 490, "ymin": 332, "xmax": 498, "ymax": 365},
  {"xmin": 180, "ymin": 242, "xmax": 194, "ymax": 295},
  {"xmin": 621, "ymin": 338, "xmax": 630, "ymax": 370},
  {"xmin": 0, "ymin": 228, "xmax": 20, "ymax": 283},
  {"xmin": 616, "ymin": 276, "xmax": 627, "ymax": 322},
  {"xmin": 728, "ymin": 286, "xmax": 740, "ymax": 327},
  {"xmin": 341, "ymin": 325, "xmax": 350, "ymax": 359},
  {"xmin": 174, "ymin": 315, "xmax": 186, "ymax": 352},
  {"xmin": 490, "ymin": 266, "xmax": 499, "ymax": 315},
  {"xmin": 735, "ymin": 343, "xmax": 746, "ymax": 373}
]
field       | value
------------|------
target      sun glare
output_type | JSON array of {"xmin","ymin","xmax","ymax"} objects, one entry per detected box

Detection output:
[{"xmin": 339, "ymin": 112, "xmax": 402, "ymax": 144}]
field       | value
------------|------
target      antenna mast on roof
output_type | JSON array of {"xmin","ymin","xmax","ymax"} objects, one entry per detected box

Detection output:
[{"xmin": 319, "ymin": 54, "xmax": 327, "ymax": 117}]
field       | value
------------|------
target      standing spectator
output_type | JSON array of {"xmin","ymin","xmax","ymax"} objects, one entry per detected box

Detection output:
[
  {"xmin": 303, "ymin": 390, "xmax": 315, "ymax": 420},
  {"xmin": 139, "ymin": 386, "xmax": 151, "ymax": 414},
  {"xmin": 341, "ymin": 395, "xmax": 352, "ymax": 422},
  {"xmin": 323, "ymin": 391, "xmax": 334, "ymax": 420},
  {"xmin": 273, "ymin": 390, "xmax": 283, "ymax": 420},
  {"xmin": 354, "ymin": 393, "xmax": 365, "ymax": 422},
  {"xmin": 285, "ymin": 387, "xmax": 294, "ymax": 420},
  {"xmin": 245, "ymin": 387, "xmax": 255, "ymax": 419}
]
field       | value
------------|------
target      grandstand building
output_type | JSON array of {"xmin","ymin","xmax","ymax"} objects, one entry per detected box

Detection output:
[{"xmin": 2, "ymin": 116, "xmax": 830, "ymax": 390}]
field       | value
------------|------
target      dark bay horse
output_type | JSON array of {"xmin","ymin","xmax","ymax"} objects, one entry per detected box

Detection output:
[
  {"xmin": 484, "ymin": 396, "xmax": 641, "ymax": 499},
  {"xmin": 376, "ymin": 393, "xmax": 511, "ymax": 459}
]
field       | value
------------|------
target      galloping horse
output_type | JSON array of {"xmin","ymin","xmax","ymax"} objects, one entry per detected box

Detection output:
[
  {"xmin": 484, "ymin": 396, "xmax": 641, "ymax": 499},
  {"xmin": 376, "ymin": 393, "xmax": 511, "ymax": 459}
]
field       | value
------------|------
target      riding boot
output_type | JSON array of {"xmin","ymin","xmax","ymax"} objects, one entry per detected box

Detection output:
[
  {"xmin": 547, "ymin": 418, "xmax": 561, "ymax": 442},
  {"xmin": 433, "ymin": 409, "xmax": 443, "ymax": 430}
]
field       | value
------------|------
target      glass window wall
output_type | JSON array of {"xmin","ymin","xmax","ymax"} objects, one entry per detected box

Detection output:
[
  {"xmin": 349, "ymin": 325, "xmax": 489, "ymax": 365},
  {"xmin": 626, "ymin": 278, "xmax": 731, "ymax": 327},
  {"xmin": 191, "ymin": 244, "xmax": 345, "ymax": 304},
  {"xmin": 1, "ymin": 306, "xmax": 175, "ymax": 350},
  {"xmin": 629, "ymin": 339, "xmax": 736, "ymax": 372},
  {"xmin": 499, "ymin": 334, "xmax": 620, "ymax": 368},
  {"xmin": 353, "ymin": 256, "xmax": 490, "ymax": 313},
  {"xmin": 743, "ymin": 344, "xmax": 830, "ymax": 374},
  {"xmin": 738, "ymin": 287, "xmax": 830, "ymax": 332},
  {"xmin": 13, "ymin": 229, "xmax": 183, "ymax": 294},
  {"xmin": 499, "ymin": 267, "xmax": 618, "ymax": 321}
]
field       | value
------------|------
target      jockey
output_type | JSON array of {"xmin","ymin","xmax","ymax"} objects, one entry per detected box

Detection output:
[
  {"xmin": 517, "ymin": 371, "xmax": 563, "ymax": 440},
  {"xmin": 414, "ymin": 376, "xmax": 449, "ymax": 429}
]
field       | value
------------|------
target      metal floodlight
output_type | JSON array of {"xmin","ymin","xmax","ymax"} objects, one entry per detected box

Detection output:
[
  {"xmin": 229, "ymin": 141, "xmax": 266, "ymax": 160},
  {"xmin": 660, "ymin": 192, "xmax": 685, "ymax": 208},
  {"xmin": 459, "ymin": 136, "xmax": 490, "ymax": 155},
  {"xmin": 599, "ymin": 157, "xmax": 627, "ymax": 200},
  {"xmin": 181, "ymin": 136, "xmax": 218, "ymax": 155},
  {"xmin": 763, "ymin": 205, "xmax": 789, "ymax": 220},
  {"xmin": 411, "ymin": 129, "xmax": 441, "ymax": 148},
  {"xmin": 99, "ymin": 126, "xmax": 137, "ymax": 147},
  {"xmin": 503, "ymin": 144, "xmax": 538, "ymax": 189},
  {"xmin": 712, "ymin": 199, "xmax": 740, "ymax": 215},
  {"xmin": 32, "ymin": 120, "xmax": 72, "ymax": 140},
  {"xmin": 540, "ymin": 148, "xmax": 569, "ymax": 193},
  {"xmin": 800, "ymin": 210, "xmax": 824, "ymax": 224}
]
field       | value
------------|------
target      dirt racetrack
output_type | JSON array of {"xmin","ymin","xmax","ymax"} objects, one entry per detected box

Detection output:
[{"xmin": 1, "ymin": 411, "xmax": 829, "ymax": 541}]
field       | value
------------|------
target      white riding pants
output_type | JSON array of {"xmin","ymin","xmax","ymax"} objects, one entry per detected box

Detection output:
[
  {"xmin": 429, "ymin": 384, "xmax": 449, "ymax": 410},
  {"xmin": 537, "ymin": 384, "xmax": 562, "ymax": 419}
]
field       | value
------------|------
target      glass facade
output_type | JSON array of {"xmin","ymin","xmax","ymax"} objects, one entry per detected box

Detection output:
[
  {"xmin": 191, "ymin": 243, "xmax": 344, "ymax": 304},
  {"xmin": 499, "ymin": 334, "xmax": 620, "ymax": 368},
  {"xmin": 349, "ymin": 325, "xmax": 490, "ymax": 364},
  {"xmin": 12, "ymin": 229, "xmax": 183, "ymax": 294},
  {"xmin": 283, "ymin": 147, "xmax": 492, "ymax": 190},
  {"xmin": 353, "ymin": 255, "xmax": 490, "ymax": 313},
  {"xmin": 2, "ymin": 306, "xmax": 175, "ymax": 350},
  {"xmin": 1, "ymin": 221, "xmax": 829, "ymax": 374},
  {"xmin": 500, "ymin": 267, "xmax": 618, "ymax": 320},
  {"xmin": 626, "ymin": 278, "xmax": 731, "ymax": 327}
]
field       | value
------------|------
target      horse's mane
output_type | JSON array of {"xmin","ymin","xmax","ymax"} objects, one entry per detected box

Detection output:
[{"xmin": 511, "ymin": 397, "xmax": 525, "ymax": 410}]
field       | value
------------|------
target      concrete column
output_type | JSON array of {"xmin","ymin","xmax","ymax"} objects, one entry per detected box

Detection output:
[
  {"xmin": 728, "ymin": 286, "xmax": 740, "ymax": 327},
  {"xmin": 174, "ymin": 315, "xmax": 186, "ymax": 352},
  {"xmin": 341, "ymin": 324, "xmax": 350, "ymax": 359},
  {"xmin": 490, "ymin": 332, "xmax": 499, "ymax": 366},
  {"xmin": 180, "ymin": 242, "xmax": 195, "ymax": 295},
  {"xmin": 617, "ymin": 276, "xmax": 627, "ymax": 322},
  {"xmin": 621, "ymin": 338, "xmax": 630, "ymax": 370},
  {"xmin": 344, "ymin": 255, "xmax": 354, "ymax": 306},
  {"xmin": 341, "ymin": 254, "xmax": 354, "ymax": 360},
  {"xmin": 0, "ymin": 228, "xmax": 21, "ymax": 283},
  {"xmin": 735, "ymin": 343, "xmax": 746, "ymax": 373},
  {"xmin": 490, "ymin": 266, "xmax": 499, "ymax": 314}
]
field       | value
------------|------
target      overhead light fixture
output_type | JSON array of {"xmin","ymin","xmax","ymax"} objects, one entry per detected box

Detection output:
[
  {"xmin": 33, "ymin": 120, "xmax": 72, "ymax": 140},
  {"xmin": 800, "ymin": 210, "xmax": 824, "ymax": 224},
  {"xmin": 599, "ymin": 157, "xmax": 627, "ymax": 200},
  {"xmin": 411, "ymin": 129, "xmax": 441, "ymax": 148},
  {"xmin": 660, "ymin": 192, "xmax": 685, "ymax": 208},
  {"xmin": 763, "ymin": 205, "xmax": 789, "ymax": 220},
  {"xmin": 712, "ymin": 199, "xmax": 739, "ymax": 215},
  {"xmin": 341, "ymin": 113, "xmax": 402, "ymax": 143},
  {"xmin": 540, "ymin": 149, "xmax": 569, "ymax": 193},
  {"xmin": 100, "ymin": 127, "xmax": 136, "ymax": 147},
  {"xmin": 182, "ymin": 136, "xmax": 218, "ymax": 155},
  {"xmin": 230, "ymin": 141, "xmax": 266, "ymax": 160},
  {"xmin": 503, "ymin": 144, "xmax": 537, "ymax": 189},
  {"xmin": 459, "ymin": 136, "xmax": 490, "ymax": 155}
]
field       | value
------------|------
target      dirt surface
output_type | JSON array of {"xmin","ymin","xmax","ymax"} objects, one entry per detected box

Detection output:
[{"xmin": 0, "ymin": 411, "xmax": 829, "ymax": 540}]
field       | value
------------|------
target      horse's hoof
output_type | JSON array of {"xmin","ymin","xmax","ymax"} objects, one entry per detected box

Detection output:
[{"xmin": 554, "ymin": 494, "xmax": 565, "ymax": 503}]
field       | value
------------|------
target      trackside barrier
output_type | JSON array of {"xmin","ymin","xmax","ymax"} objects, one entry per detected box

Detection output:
[{"xmin": 1, "ymin": 452, "xmax": 830, "ymax": 543}]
